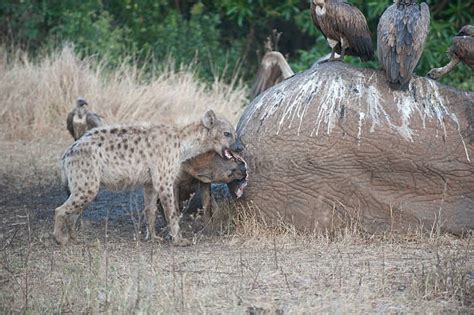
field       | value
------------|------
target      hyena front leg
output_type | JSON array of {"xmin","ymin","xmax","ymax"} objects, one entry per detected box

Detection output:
[
  {"xmin": 201, "ymin": 183, "xmax": 213, "ymax": 223},
  {"xmin": 156, "ymin": 182, "xmax": 191, "ymax": 246},
  {"xmin": 143, "ymin": 184, "xmax": 159, "ymax": 240}
]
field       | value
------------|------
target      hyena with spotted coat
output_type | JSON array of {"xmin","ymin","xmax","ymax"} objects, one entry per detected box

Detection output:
[{"xmin": 54, "ymin": 110, "xmax": 239, "ymax": 246}]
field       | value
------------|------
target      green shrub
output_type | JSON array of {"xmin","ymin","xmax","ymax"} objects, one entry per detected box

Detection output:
[
  {"xmin": 0, "ymin": 0, "xmax": 472, "ymax": 90},
  {"xmin": 48, "ymin": 9, "xmax": 129, "ymax": 61}
]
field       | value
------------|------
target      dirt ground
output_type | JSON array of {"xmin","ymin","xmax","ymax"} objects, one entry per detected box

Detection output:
[{"xmin": 0, "ymin": 140, "xmax": 473, "ymax": 313}]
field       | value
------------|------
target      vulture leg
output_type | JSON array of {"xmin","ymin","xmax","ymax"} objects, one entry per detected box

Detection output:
[
  {"xmin": 339, "ymin": 46, "xmax": 346, "ymax": 61},
  {"xmin": 427, "ymin": 57, "xmax": 460, "ymax": 80},
  {"xmin": 337, "ymin": 37, "xmax": 347, "ymax": 61},
  {"xmin": 319, "ymin": 48, "xmax": 337, "ymax": 64}
]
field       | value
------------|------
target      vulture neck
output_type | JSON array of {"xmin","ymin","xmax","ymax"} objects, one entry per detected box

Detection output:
[
  {"xmin": 396, "ymin": 0, "xmax": 418, "ymax": 5},
  {"xmin": 75, "ymin": 106, "xmax": 88, "ymax": 118},
  {"xmin": 315, "ymin": 6, "xmax": 326, "ymax": 16}
]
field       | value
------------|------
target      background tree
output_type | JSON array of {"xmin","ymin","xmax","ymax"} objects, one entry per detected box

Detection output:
[{"xmin": 0, "ymin": 0, "xmax": 472, "ymax": 90}]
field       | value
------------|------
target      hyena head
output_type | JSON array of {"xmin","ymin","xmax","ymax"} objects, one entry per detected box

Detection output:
[
  {"xmin": 183, "ymin": 151, "xmax": 247, "ymax": 184},
  {"xmin": 201, "ymin": 110, "xmax": 242, "ymax": 159}
]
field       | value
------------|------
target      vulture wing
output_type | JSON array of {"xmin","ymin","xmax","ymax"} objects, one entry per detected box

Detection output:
[
  {"xmin": 377, "ymin": 5, "xmax": 401, "ymax": 84},
  {"xmin": 332, "ymin": 1, "xmax": 374, "ymax": 61},
  {"xmin": 66, "ymin": 111, "xmax": 75, "ymax": 139},
  {"xmin": 250, "ymin": 52, "xmax": 294, "ymax": 99},
  {"xmin": 378, "ymin": 3, "xmax": 429, "ymax": 88},
  {"xmin": 86, "ymin": 112, "xmax": 103, "ymax": 129},
  {"xmin": 450, "ymin": 36, "xmax": 474, "ymax": 69},
  {"xmin": 399, "ymin": 3, "xmax": 430, "ymax": 85},
  {"xmin": 310, "ymin": 2, "xmax": 324, "ymax": 37}
]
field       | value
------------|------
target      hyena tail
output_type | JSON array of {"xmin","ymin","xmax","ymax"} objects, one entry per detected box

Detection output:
[{"xmin": 60, "ymin": 158, "xmax": 71, "ymax": 197}]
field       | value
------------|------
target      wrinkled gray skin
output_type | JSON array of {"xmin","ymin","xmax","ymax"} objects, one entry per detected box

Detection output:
[{"xmin": 236, "ymin": 62, "xmax": 474, "ymax": 235}]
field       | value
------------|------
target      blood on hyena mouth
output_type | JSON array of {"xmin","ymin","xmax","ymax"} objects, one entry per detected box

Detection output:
[
  {"xmin": 225, "ymin": 150, "xmax": 248, "ymax": 199},
  {"xmin": 224, "ymin": 148, "xmax": 233, "ymax": 159}
]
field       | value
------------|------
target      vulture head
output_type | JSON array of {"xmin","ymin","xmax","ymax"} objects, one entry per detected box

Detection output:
[
  {"xmin": 76, "ymin": 97, "xmax": 88, "ymax": 108},
  {"xmin": 426, "ymin": 67, "xmax": 443, "ymax": 80},
  {"xmin": 313, "ymin": 0, "xmax": 326, "ymax": 12},
  {"xmin": 396, "ymin": 0, "xmax": 418, "ymax": 5},
  {"xmin": 458, "ymin": 25, "xmax": 474, "ymax": 37}
]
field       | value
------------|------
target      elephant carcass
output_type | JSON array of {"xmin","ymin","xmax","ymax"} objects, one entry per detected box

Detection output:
[{"xmin": 237, "ymin": 62, "xmax": 474, "ymax": 235}]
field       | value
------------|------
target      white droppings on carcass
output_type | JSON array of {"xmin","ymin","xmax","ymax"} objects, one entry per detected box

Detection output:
[
  {"xmin": 238, "ymin": 87, "xmax": 272, "ymax": 131},
  {"xmin": 277, "ymin": 72, "xmax": 320, "ymax": 135},
  {"xmin": 309, "ymin": 73, "xmax": 385, "ymax": 137},
  {"xmin": 396, "ymin": 78, "xmax": 469, "ymax": 161},
  {"xmin": 451, "ymin": 113, "xmax": 471, "ymax": 162},
  {"xmin": 364, "ymin": 85, "xmax": 388, "ymax": 133},
  {"xmin": 258, "ymin": 88, "xmax": 286, "ymax": 123},
  {"xmin": 357, "ymin": 112, "xmax": 365, "ymax": 145},
  {"xmin": 310, "ymin": 75, "xmax": 347, "ymax": 136},
  {"xmin": 239, "ymin": 72, "xmax": 319, "ymax": 135},
  {"xmin": 392, "ymin": 87, "xmax": 416, "ymax": 142},
  {"xmin": 240, "ymin": 68, "xmax": 470, "ymax": 162},
  {"xmin": 428, "ymin": 82, "xmax": 471, "ymax": 161}
]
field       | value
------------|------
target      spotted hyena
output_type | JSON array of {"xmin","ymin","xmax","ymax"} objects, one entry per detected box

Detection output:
[
  {"xmin": 151, "ymin": 150, "xmax": 247, "ymax": 235},
  {"xmin": 53, "ymin": 110, "xmax": 240, "ymax": 246}
]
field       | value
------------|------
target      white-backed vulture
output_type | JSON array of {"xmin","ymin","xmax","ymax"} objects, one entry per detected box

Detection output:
[
  {"xmin": 427, "ymin": 25, "xmax": 474, "ymax": 80},
  {"xmin": 250, "ymin": 51, "xmax": 294, "ymax": 99},
  {"xmin": 377, "ymin": 0, "xmax": 430, "ymax": 89},
  {"xmin": 310, "ymin": 0, "xmax": 374, "ymax": 62},
  {"xmin": 66, "ymin": 97, "xmax": 103, "ymax": 141}
]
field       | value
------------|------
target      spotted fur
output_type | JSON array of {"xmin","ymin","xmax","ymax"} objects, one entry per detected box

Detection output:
[{"xmin": 53, "ymin": 110, "xmax": 238, "ymax": 246}]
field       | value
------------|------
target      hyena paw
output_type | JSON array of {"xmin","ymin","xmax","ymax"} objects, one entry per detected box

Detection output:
[
  {"xmin": 171, "ymin": 237, "xmax": 193, "ymax": 247},
  {"xmin": 53, "ymin": 230, "xmax": 70, "ymax": 245}
]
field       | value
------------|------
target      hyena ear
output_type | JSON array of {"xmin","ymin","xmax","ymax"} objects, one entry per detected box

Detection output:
[{"xmin": 202, "ymin": 110, "xmax": 217, "ymax": 129}]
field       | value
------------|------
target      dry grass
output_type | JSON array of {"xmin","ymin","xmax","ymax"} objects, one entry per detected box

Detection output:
[
  {"xmin": 0, "ymin": 49, "xmax": 472, "ymax": 313},
  {"xmin": 1, "ymin": 202, "xmax": 472, "ymax": 313},
  {"xmin": 0, "ymin": 45, "xmax": 247, "ymax": 140}
]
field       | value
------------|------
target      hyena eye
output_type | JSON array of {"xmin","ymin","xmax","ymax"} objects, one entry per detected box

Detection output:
[{"xmin": 224, "ymin": 131, "xmax": 232, "ymax": 137}]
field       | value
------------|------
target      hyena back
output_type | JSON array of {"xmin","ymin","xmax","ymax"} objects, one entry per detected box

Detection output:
[{"xmin": 54, "ymin": 110, "xmax": 239, "ymax": 245}]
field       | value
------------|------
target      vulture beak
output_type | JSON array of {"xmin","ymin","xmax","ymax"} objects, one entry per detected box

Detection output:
[
  {"xmin": 77, "ymin": 97, "xmax": 88, "ymax": 107},
  {"xmin": 313, "ymin": 0, "xmax": 324, "ymax": 7}
]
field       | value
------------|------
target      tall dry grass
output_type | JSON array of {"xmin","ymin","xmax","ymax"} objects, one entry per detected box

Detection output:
[{"xmin": 0, "ymin": 45, "xmax": 247, "ymax": 140}]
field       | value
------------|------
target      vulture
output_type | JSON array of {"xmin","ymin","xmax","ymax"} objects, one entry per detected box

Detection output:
[
  {"xmin": 427, "ymin": 25, "xmax": 474, "ymax": 80},
  {"xmin": 250, "ymin": 31, "xmax": 295, "ymax": 100},
  {"xmin": 250, "ymin": 52, "xmax": 294, "ymax": 99},
  {"xmin": 377, "ymin": 0, "xmax": 430, "ymax": 89},
  {"xmin": 310, "ymin": 0, "xmax": 374, "ymax": 62},
  {"xmin": 66, "ymin": 97, "xmax": 103, "ymax": 141}
]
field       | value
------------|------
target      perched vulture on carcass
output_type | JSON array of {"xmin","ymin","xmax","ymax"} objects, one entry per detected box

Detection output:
[
  {"xmin": 66, "ymin": 97, "xmax": 103, "ymax": 141},
  {"xmin": 310, "ymin": 0, "xmax": 374, "ymax": 62},
  {"xmin": 250, "ymin": 51, "xmax": 294, "ymax": 100},
  {"xmin": 377, "ymin": 0, "xmax": 430, "ymax": 90},
  {"xmin": 427, "ymin": 25, "xmax": 474, "ymax": 80}
]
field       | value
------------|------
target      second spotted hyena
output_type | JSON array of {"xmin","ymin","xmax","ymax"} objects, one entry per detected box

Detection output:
[
  {"xmin": 154, "ymin": 150, "xmax": 248, "ymax": 232},
  {"xmin": 54, "ymin": 110, "xmax": 239, "ymax": 246}
]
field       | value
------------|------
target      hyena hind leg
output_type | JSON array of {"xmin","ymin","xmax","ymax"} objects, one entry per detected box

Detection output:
[
  {"xmin": 54, "ymin": 202, "xmax": 73, "ymax": 245},
  {"xmin": 54, "ymin": 187, "xmax": 98, "ymax": 245}
]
